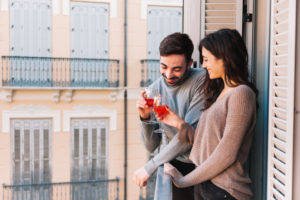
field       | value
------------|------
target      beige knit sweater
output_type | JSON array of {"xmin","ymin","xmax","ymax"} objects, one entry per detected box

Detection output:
[{"xmin": 175, "ymin": 85, "xmax": 256, "ymax": 200}]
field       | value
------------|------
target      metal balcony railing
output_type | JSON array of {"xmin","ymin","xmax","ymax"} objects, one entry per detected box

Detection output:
[
  {"xmin": 140, "ymin": 59, "xmax": 160, "ymax": 87},
  {"xmin": 2, "ymin": 178, "xmax": 120, "ymax": 200},
  {"xmin": 1, "ymin": 56, "xmax": 120, "ymax": 88}
]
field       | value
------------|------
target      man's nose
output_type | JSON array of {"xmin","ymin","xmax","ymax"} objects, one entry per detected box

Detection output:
[{"xmin": 165, "ymin": 70, "xmax": 173, "ymax": 79}]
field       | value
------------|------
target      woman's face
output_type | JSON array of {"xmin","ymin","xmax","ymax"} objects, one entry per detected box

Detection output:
[{"xmin": 201, "ymin": 47, "xmax": 225, "ymax": 80}]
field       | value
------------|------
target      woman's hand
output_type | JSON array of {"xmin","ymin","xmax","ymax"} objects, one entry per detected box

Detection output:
[
  {"xmin": 156, "ymin": 107, "xmax": 185, "ymax": 130},
  {"xmin": 164, "ymin": 163, "xmax": 184, "ymax": 188}
]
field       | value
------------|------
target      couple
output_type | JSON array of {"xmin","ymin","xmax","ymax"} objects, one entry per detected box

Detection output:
[{"xmin": 134, "ymin": 29, "xmax": 257, "ymax": 200}]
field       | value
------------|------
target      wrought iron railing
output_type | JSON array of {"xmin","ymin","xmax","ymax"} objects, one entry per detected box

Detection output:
[
  {"xmin": 2, "ymin": 178, "xmax": 120, "ymax": 200},
  {"xmin": 140, "ymin": 59, "xmax": 160, "ymax": 87},
  {"xmin": 1, "ymin": 56, "xmax": 120, "ymax": 88}
]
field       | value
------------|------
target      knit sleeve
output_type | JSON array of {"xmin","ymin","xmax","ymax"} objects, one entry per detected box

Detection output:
[{"xmin": 173, "ymin": 86, "xmax": 256, "ymax": 188}]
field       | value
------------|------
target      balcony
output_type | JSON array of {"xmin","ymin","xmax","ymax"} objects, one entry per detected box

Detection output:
[
  {"xmin": 2, "ymin": 178, "xmax": 120, "ymax": 200},
  {"xmin": 1, "ymin": 56, "xmax": 120, "ymax": 89},
  {"xmin": 140, "ymin": 59, "xmax": 160, "ymax": 87}
]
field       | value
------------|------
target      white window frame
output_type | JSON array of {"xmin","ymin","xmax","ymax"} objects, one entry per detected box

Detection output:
[
  {"xmin": 11, "ymin": 119, "xmax": 52, "ymax": 185},
  {"xmin": 59, "ymin": 0, "xmax": 117, "ymax": 17},
  {"xmin": 71, "ymin": 118, "xmax": 109, "ymax": 180},
  {"xmin": 141, "ymin": 0, "xmax": 183, "ymax": 19},
  {"xmin": 2, "ymin": 105, "xmax": 60, "ymax": 133},
  {"xmin": 63, "ymin": 105, "xmax": 117, "ymax": 132}
]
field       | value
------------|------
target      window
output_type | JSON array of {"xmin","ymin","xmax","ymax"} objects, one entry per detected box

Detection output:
[
  {"xmin": 71, "ymin": 118, "xmax": 109, "ymax": 199},
  {"xmin": 11, "ymin": 119, "xmax": 52, "ymax": 199},
  {"xmin": 9, "ymin": 0, "xmax": 52, "ymax": 87}
]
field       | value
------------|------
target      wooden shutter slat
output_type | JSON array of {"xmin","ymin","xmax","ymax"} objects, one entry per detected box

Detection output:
[
  {"xmin": 201, "ymin": 0, "xmax": 242, "ymax": 39},
  {"xmin": 274, "ymin": 0, "xmax": 288, "ymax": 9},
  {"xmin": 272, "ymin": 107, "xmax": 287, "ymax": 120},
  {"xmin": 272, "ymin": 177, "xmax": 286, "ymax": 197},
  {"xmin": 272, "ymin": 157, "xmax": 286, "ymax": 176},
  {"xmin": 274, "ymin": 9, "xmax": 288, "ymax": 22},
  {"xmin": 274, "ymin": 21, "xmax": 289, "ymax": 33},
  {"xmin": 271, "ymin": 187, "xmax": 285, "ymax": 200},
  {"xmin": 273, "ymin": 55, "xmax": 288, "ymax": 66},
  {"xmin": 274, "ymin": 44, "xmax": 288, "ymax": 55},
  {"xmin": 272, "ymin": 117, "xmax": 287, "ymax": 132},
  {"xmin": 273, "ymin": 167, "xmax": 286, "ymax": 187},
  {"xmin": 207, "ymin": 0, "xmax": 235, "ymax": 3},
  {"xmin": 274, "ymin": 33, "xmax": 288, "ymax": 45},
  {"xmin": 206, "ymin": 3, "xmax": 236, "ymax": 10},
  {"xmin": 273, "ymin": 77, "xmax": 288, "ymax": 87},
  {"xmin": 273, "ymin": 127, "xmax": 286, "ymax": 142}
]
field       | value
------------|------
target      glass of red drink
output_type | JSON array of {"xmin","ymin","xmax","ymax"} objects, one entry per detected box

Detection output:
[
  {"xmin": 144, "ymin": 87, "xmax": 157, "ymax": 107},
  {"xmin": 153, "ymin": 95, "xmax": 168, "ymax": 134}
]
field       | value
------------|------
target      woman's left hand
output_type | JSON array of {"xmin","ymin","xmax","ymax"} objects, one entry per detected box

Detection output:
[{"xmin": 164, "ymin": 163, "xmax": 184, "ymax": 187}]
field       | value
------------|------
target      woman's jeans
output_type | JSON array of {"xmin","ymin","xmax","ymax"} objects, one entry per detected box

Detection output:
[{"xmin": 194, "ymin": 180, "xmax": 237, "ymax": 200}]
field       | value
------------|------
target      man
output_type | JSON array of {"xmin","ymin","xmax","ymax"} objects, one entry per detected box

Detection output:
[{"xmin": 134, "ymin": 32, "xmax": 205, "ymax": 199}]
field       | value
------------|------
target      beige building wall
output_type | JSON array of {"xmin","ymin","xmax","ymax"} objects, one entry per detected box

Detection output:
[{"xmin": 0, "ymin": 0, "xmax": 183, "ymax": 199}]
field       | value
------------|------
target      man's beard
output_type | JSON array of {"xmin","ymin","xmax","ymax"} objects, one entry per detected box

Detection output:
[{"xmin": 162, "ymin": 67, "xmax": 191, "ymax": 86}]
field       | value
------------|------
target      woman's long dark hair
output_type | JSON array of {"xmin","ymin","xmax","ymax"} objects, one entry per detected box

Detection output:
[{"xmin": 199, "ymin": 29, "xmax": 258, "ymax": 110}]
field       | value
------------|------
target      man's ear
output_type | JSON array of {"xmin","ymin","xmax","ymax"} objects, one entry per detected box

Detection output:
[{"xmin": 187, "ymin": 58, "xmax": 193, "ymax": 69}]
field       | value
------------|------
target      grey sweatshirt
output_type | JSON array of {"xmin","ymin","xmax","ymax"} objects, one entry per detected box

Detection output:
[{"xmin": 140, "ymin": 68, "xmax": 206, "ymax": 175}]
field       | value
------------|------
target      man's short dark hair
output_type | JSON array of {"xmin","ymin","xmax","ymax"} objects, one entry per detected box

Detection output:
[{"xmin": 159, "ymin": 32, "xmax": 194, "ymax": 63}]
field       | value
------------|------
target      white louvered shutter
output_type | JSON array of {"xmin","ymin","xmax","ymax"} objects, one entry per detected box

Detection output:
[
  {"xmin": 147, "ymin": 6, "xmax": 182, "ymax": 59},
  {"xmin": 267, "ymin": 0, "xmax": 296, "ymax": 200},
  {"xmin": 200, "ymin": 0, "xmax": 243, "ymax": 38},
  {"xmin": 71, "ymin": 118, "xmax": 109, "ymax": 180}
]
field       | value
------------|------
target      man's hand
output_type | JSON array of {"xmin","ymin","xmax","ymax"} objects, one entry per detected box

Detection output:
[
  {"xmin": 136, "ymin": 90, "xmax": 152, "ymax": 120},
  {"xmin": 133, "ymin": 167, "xmax": 151, "ymax": 187}
]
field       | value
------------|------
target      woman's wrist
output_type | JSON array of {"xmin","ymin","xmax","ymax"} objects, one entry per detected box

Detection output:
[{"xmin": 176, "ymin": 120, "xmax": 186, "ymax": 130}]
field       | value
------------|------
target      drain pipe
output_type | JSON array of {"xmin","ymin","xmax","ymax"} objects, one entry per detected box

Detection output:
[{"xmin": 124, "ymin": 0, "xmax": 128, "ymax": 200}]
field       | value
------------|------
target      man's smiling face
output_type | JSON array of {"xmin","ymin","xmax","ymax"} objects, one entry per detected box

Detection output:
[{"xmin": 160, "ymin": 54, "xmax": 191, "ymax": 86}]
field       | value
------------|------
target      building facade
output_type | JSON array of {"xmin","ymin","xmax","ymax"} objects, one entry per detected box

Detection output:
[{"xmin": 0, "ymin": 0, "xmax": 183, "ymax": 200}]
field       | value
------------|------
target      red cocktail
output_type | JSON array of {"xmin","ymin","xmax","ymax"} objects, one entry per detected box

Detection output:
[
  {"xmin": 145, "ymin": 98, "xmax": 154, "ymax": 107},
  {"xmin": 153, "ymin": 105, "xmax": 168, "ymax": 115}
]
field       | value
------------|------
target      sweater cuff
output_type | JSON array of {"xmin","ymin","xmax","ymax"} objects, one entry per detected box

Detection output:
[
  {"xmin": 139, "ymin": 115, "xmax": 151, "ymax": 121},
  {"xmin": 144, "ymin": 159, "xmax": 158, "ymax": 175}
]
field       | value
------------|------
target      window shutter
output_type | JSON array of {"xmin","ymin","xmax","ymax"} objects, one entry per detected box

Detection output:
[
  {"xmin": 71, "ymin": 119, "xmax": 108, "ymax": 181},
  {"xmin": 200, "ymin": 0, "xmax": 243, "ymax": 38},
  {"xmin": 147, "ymin": 6, "xmax": 182, "ymax": 59},
  {"xmin": 10, "ymin": 0, "xmax": 52, "ymax": 57},
  {"xmin": 11, "ymin": 119, "xmax": 51, "ymax": 184},
  {"xmin": 267, "ymin": 0, "xmax": 296, "ymax": 199},
  {"xmin": 70, "ymin": 2, "xmax": 109, "ymax": 59}
]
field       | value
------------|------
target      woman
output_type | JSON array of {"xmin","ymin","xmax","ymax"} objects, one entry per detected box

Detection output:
[{"xmin": 156, "ymin": 29, "xmax": 258, "ymax": 200}]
